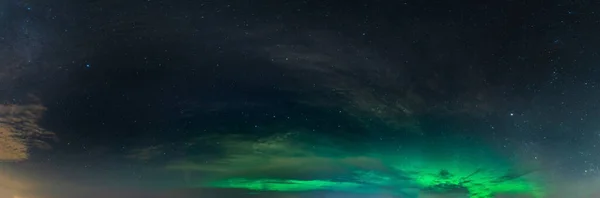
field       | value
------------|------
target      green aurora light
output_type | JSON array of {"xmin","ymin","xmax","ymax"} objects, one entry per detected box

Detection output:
[
  {"xmin": 206, "ymin": 151, "xmax": 544, "ymax": 197},
  {"xmin": 208, "ymin": 167, "xmax": 543, "ymax": 198},
  {"xmin": 175, "ymin": 133, "xmax": 545, "ymax": 197}
]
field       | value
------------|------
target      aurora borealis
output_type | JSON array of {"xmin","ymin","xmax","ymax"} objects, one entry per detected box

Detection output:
[
  {"xmin": 173, "ymin": 132, "xmax": 545, "ymax": 198},
  {"xmin": 2, "ymin": 0, "xmax": 600, "ymax": 197}
]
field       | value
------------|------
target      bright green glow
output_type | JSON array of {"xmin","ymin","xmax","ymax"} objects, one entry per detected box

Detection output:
[
  {"xmin": 379, "ymin": 140, "xmax": 546, "ymax": 198},
  {"xmin": 395, "ymin": 163, "xmax": 542, "ymax": 198},
  {"xmin": 210, "ymin": 178, "xmax": 366, "ymax": 192},
  {"xmin": 195, "ymin": 134, "xmax": 545, "ymax": 198},
  {"xmin": 207, "ymin": 159, "xmax": 544, "ymax": 198}
]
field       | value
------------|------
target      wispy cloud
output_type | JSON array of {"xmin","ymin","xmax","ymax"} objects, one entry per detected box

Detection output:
[
  {"xmin": 0, "ymin": 103, "xmax": 55, "ymax": 161},
  {"xmin": 0, "ymin": 126, "xmax": 27, "ymax": 161},
  {"xmin": 260, "ymin": 32, "xmax": 421, "ymax": 122},
  {"xmin": 126, "ymin": 145, "xmax": 165, "ymax": 161},
  {"xmin": 156, "ymin": 132, "xmax": 391, "ymax": 182},
  {"xmin": 217, "ymin": 27, "xmax": 509, "ymax": 133}
]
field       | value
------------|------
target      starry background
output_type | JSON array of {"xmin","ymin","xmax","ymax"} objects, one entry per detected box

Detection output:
[{"xmin": 1, "ymin": 0, "xmax": 600, "ymax": 197}]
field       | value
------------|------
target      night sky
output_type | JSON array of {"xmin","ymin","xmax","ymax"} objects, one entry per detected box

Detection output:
[{"xmin": 1, "ymin": 0, "xmax": 600, "ymax": 197}]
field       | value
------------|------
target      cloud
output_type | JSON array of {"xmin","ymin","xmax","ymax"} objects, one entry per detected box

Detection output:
[
  {"xmin": 0, "ymin": 126, "xmax": 27, "ymax": 161},
  {"xmin": 164, "ymin": 132, "xmax": 388, "ymax": 180},
  {"xmin": 214, "ymin": 27, "xmax": 510, "ymax": 134},
  {"xmin": 0, "ymin": 103, "xmax": 54, "ymax": 161},
  {"xmin": 126, "ymin": 145, "xmax": 165, "ymax": 161},
  {"xmin": 260, "ymin": 32, "xmax": 421, "ymax": 120}
]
